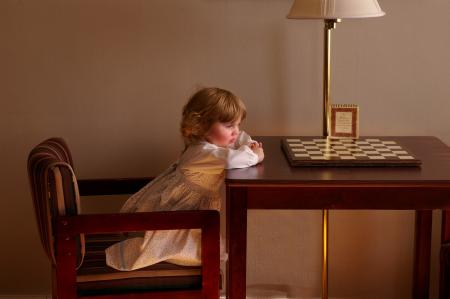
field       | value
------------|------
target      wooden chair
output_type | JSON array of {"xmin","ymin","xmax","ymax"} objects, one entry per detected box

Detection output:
[{"xmin": 28, "ymin": 137, "xmax": 220, "ymax": 299}]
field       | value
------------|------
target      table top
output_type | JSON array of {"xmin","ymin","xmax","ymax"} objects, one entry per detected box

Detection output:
[{"xmin": 226, "ymin": 136, "xmax": 450, "ymax": 185}]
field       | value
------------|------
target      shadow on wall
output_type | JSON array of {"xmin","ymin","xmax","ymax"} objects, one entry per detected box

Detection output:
[{"xmin": 246, "ymin": 284, "xmax": 291, "ymax": 299}]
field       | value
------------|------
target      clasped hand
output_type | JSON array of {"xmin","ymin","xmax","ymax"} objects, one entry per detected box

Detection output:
[{"xmin": 250, "ymin": 141, "xmax": 264, "ymax": 163}]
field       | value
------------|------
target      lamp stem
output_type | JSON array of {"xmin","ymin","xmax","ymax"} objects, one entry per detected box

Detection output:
[
  {"xmin": 323, "ymin": 19, "xmax": 339, "ymax": 136},
  {"xmin": 322, "ymin": 18, "xmax": 340, "ymax": 299}
]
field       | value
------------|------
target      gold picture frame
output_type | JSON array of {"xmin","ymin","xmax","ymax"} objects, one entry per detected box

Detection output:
[{"xmin": 329, "ymin": 104, "xmax": 359, "ymax": 139}]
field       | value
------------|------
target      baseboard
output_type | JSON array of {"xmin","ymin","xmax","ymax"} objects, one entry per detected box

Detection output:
[
  {"xmin": 0, "ymin": 295, "xmax": 347, "ymax": 299},
  {"xmin": 0, "ymin": 296, "xmax": 51, "ymax": 299}
]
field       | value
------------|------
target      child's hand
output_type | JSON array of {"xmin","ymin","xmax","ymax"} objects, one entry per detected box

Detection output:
[{"xmin": 250, "ymin": 141, "xmax": 264, "ymax": 163}]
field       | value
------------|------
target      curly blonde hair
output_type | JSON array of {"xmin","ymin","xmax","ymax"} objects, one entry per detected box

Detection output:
[{"xmin": 180, "ymin": 87, "xmax": 246, "ymax": 145}]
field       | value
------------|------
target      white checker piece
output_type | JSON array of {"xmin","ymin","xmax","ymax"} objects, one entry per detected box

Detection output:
[
  {"xmin": 365, "ymin": 151, "xmax": 379, "ymax": 154},
  {"xmin": 341, "ymin": 156, "xmax": 356, "ymax": 160},
  {"xmin": 369, "ymin": 156, "xmax": 386, "ymax": 160},
  {"xmin": 336, "ymin": 151, "xmax": 351, "ymax": 155},
  {"xmin": 377, "ymin": 148, "xmax": 391, "ymax": 152},
  {"xmin": 309, "ymin": 151, "xmax": 323, "ymax": 155},
  {"xmin": 393, "ymin": 151, "xmax": 408, "ymax": 154},
  {"xmin": 294, "ymin": 154, "xmax": 310, "ymax": 157},
  {"xmin": 310, "ymin": 156, "xmax": 324, "ymax": 160},
  {"xmin": 400, "ymin": 156, "xmax": 415, "ymax": 160}
]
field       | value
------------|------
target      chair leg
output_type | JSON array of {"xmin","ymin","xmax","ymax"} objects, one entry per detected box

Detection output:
[
  {"xmin": 201, "ymin": 212, "xmax": 220, "ymax": 299},
  {"xmin": 440, "ymin": 210, "xmax": 450, "ymax": 299},
  {"xmin": 440, "ymin": 244, "xmax": 450, "ymax": 299},
  {"xmin": 51, "ymin": 266, "xmax": 58, "ymax": 299},
  {"xmin": 55, "ymin": 236, "xmax": 78, "ymax": 299}
]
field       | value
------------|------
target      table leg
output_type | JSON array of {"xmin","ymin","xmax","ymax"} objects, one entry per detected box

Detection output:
[
  {"xmin": 226, "ymin": 187, "xmax": 247, "ymax": 299},
  {"xmin": 439, "ymin": 210, "xmax": 450, "ymax": 299},
  {"xmin": 322, "ymin": 209, "xmax": 329, "ymax": 299},
  {"xmin": 413, "ymin": 210, "xmax": 432, "ymax": 299}
]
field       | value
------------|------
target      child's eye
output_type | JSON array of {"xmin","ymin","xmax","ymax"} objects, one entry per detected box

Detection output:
[{"xmin": 224, "ymin": 122, "xmax": 239, "ymax": 129}]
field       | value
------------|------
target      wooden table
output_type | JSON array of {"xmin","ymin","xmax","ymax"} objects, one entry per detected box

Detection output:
[{"xmin": 225, "ymin": 136, "xmax": 450, "ymax": 299}]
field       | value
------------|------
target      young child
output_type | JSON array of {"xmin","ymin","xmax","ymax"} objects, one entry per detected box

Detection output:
[{"xmin": 106, "ymin": 87, "xmax": 264, "ymax": 270}]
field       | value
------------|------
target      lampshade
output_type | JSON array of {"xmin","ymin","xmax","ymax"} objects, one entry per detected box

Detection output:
[{"xmin": 287, "ymin": 0, "xmax": 385, "ymax": 19}]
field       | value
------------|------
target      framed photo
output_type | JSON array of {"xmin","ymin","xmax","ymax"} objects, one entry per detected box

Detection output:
[{"xmin": 329, "ymin": 104, "xmax": 359, "ymax": 139}]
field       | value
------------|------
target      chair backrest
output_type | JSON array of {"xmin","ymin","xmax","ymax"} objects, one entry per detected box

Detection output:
[{"xmin": 28, "ymin": 138, "xmax": 83, "ymax": 266}]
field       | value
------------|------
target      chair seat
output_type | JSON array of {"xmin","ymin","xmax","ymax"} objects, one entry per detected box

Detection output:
[{"xmin": 76, "ymin": 234, "xmax": 202, "ymax": 296}]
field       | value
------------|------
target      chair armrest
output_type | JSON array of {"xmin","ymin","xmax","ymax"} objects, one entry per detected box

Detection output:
[
  {"xmin": 55, "ymin": 210, "xmax": 219, "ymax": 236},
  {"xmin": 54, "ymin": 210, "xmax": 220, "ymax": 295},
  {"xmin": 77, "ymin": 177, "xmax": 153, "ymax": 196}
]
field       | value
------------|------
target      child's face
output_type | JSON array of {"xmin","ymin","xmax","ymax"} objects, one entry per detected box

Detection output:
[{"xmin": 205, "ymin": 118, "xmax": 241, "ymax": 147}]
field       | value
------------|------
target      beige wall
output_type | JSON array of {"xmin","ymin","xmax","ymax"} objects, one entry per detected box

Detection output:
[{"xmin": 1, "ymin": 0, "xmax": 449, "ymax": 298}]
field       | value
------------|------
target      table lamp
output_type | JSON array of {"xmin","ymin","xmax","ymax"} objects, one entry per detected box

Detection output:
[{"xmin": 287, "ymin": 1, "xmax": 385, "ymax": 298}]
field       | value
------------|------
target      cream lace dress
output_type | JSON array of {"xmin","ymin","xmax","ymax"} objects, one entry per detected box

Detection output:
[{"xmin": 105, "ymin": 131, "xmax": 259, "ymax": 271}]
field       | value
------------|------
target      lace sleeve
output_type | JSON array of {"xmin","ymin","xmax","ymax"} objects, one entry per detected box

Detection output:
[
  {"xmin": 181, "ymin": 139, "xmax": 259, "ymax": 173},
  {"xmin": 234, "ymin": 131, "xmax": 255, "ymax": 147},
  {"xmin": 224, "ymin": 145, "xmax": 259, "ymax": 169}
]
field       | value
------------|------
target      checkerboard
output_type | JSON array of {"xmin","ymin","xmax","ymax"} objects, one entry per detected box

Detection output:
[{"xmin": 281, "ymin": 137, "xmax": 421, "ymax": 167}]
